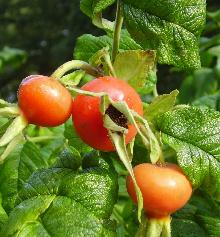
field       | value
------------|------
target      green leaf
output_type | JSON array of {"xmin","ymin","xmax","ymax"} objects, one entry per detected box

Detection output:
[
  {"xmin": 1, "ymin": 195, "xmax": 55, "ymax": 237},
  {"xmin": 120, "ymin": 30, "xmax": 143, "ymax": 50},
  {"xmin": 122, "ymin": 0, "xmax": 206, "ymax": 69},
  {"xmin": 190, "ymin": 192, "xmax": 220, "ymax": 218},
  {"xmin": 74, "ymin": 31, "xmax": 142, "ymax": 62},
  {"xmin": 156, "ymin": 107, "xmax": 220, "ymax": 200},
  {"xmin": 53, "ymin": 146, "xmax": 82, "ymax": 170},
  {"xmin": 113, "ymin": 50, "xmax": 156, "ymax": 91},
  {"xmin": 197, "ymin": 215, "xmax": 220, "ymax": 236},
  {"xmin": 82, "ymin": 150, "xmax": 100, "ymax": 169},
  {"xmin": 74, "ymin": 34, "xmax": 111, "ymax": 62},
  {"xmin": 80, "ymin": 0, "xmax": 115, "ymax": 30},
  {"xmin": 172, "ymin": 219, "xmax": 207, "ymax": 237},
  {"xmin": 144, "ymin": 90, "xmax": 179, "ymax": 123},
  {"xmin": 0, "ymin": 142, "xmax": 49, "ymax": 213},
  {"xmin": 2, "ymin": 155, "xmax": 118, "ymax": 237},
  {"xmin": 59, "ymin": 70, "xmax": 85, "ymax": 87}
]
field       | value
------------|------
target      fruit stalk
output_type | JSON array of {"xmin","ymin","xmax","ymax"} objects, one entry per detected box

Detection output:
[
  {"xmin": 51, "ymin": 60, "xmax": 102, "ymax": 79},
  {"xmin": 136, "ymin": 216, "xmax": 171, "ymax": 237}
]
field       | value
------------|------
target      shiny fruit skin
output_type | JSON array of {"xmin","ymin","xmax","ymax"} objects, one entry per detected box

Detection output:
[
  {"xmin": 18, "ymin": 75, "xmax": 72, "ymax": 127},
  {"xmin": 126, "ymin": 163, "xmax": 192, "ymax": 218},
  {"xmin": 72, "ymin": 76, "xmax": 143, "ymax": 151}
]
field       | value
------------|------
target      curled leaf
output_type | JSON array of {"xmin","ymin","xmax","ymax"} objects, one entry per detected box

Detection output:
[{"xmin": 108, "ymin": 131, "xmax": 143, "ymax": 222}]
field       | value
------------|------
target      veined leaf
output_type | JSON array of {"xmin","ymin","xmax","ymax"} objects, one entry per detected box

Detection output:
[
  {"xmin": 1, "ymin": 154, "xmax": 118, "ymax": 237},
  {"xmin": 122, "ymin": 0, "xmax": 206, "ymax": 69},
  {"xmin": 74, "ymin": 31, "xmax": 142, "ymax": 62},
  {"xmin": 156, "ymin": 107, "xmax": 220, "ymax": 200}
]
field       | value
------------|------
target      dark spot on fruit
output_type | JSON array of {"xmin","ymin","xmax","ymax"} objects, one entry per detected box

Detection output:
[{"xmin": 105, "ymin": 105, "xmax": 128, "ymax": 129}]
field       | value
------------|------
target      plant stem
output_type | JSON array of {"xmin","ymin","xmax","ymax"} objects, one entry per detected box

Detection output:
[
  {"xmin": 103, "ymin": 53, "xmax": 117, "ymax": 77},
  {"xmin": 161, "ymin": 217, "xmax": 171, "ymax": 237},
  {"xmin": 51, "ymin": 60, "xmax": 102, "ymax": 79},
  {"xmin": 112, "ymin": 0, "xmax": 123, "ymax": 63},
  {"xmin": 145, "ymin": 219, "xmax": 163, "ymax": 237}
]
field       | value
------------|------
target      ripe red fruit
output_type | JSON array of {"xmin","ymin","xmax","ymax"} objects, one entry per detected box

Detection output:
[
  {"xmin": 72, "ymin": 76, "xmax": 143, "ymax": 151},
  {"xmin": 18, "ymin": 75, "xmax": 72, "ymax": 127},
  {"xmin": 127, "ymin": 163, "xmax": 192, "ymax": 218}
]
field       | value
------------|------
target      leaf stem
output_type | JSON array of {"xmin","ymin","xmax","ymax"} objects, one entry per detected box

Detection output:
[
  {"xmin": 51, "ymin": 60, "xmax": 102, "ymax": 79},
  {"xmin": 112, "ymin": 0, "xmax": 124, "ymax": 63}
]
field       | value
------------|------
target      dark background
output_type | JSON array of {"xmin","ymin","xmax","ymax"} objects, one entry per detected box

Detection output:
[{"xmin": 0, "ymin": 0, "xmax": 219, "ymax": 102}]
